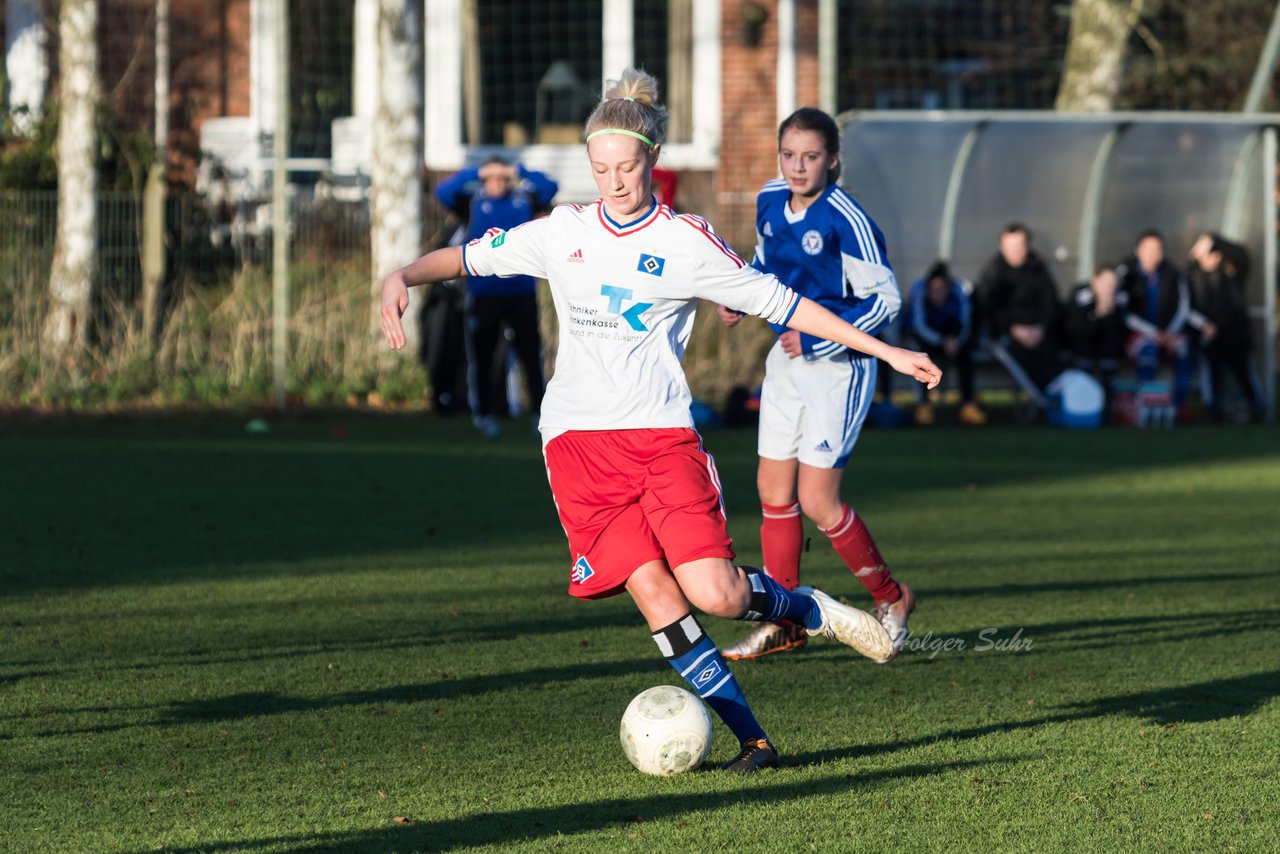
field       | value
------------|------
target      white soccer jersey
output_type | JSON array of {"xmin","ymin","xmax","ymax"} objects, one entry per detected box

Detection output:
[{"xmin": 462, "ymin": 198, "xmax": 801, "ymax": 441}]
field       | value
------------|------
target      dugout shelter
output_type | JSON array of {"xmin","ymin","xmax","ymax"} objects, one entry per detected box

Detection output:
[{"xmin": 839, "ymin": 111, "xmax": 1278, "ymax": 423}]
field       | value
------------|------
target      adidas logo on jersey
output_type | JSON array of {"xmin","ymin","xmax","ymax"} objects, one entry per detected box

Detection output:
[
  {"xmin": 815, "ymin": 439, "xmax": 833, "ymax": 453},
  {"xmin": 762, "ymin": 222, "xmax": 773, "ymax": 236},
  {"xmin": 567, "ymin": 248, "xmax": 585, "ymax": 263}
]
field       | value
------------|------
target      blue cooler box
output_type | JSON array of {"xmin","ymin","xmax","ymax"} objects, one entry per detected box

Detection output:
[{"xmin": 1047, "ymin": 369, "xmax": 1105, "ymax": 429}]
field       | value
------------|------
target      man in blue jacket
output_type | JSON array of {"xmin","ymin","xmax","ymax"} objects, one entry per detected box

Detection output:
[
  {"xmin": 1117, "ymin": 229, "xmax": 1201, "ymax": 415},
  {"xmin": 434, "ymin": 157, "xmax": 559, "ymax": 436}
]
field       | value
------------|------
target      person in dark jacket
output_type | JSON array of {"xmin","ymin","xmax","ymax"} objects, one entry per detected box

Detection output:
[
  {"xmin": 976, "ymin": 223, "xmax": 1063, "ymax": 401},
  {"xmin": 1116, "ymin": 229, "xmax": 1202, "ymax": 410},
  {"xmin": 1066, "ymin": 264, "xmax": 1129, "ymax": 397},
  {"xmin": 1187, "ymin": 233, "xmax": 1263, "ymax": 421},
  {"xmin": 434, "ymin": 157, "xmax": 559, "ymax": 436}
]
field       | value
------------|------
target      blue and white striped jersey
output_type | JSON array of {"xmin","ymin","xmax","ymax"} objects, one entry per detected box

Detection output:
[{"xmin": 753, "ymin": 179, "xmax": 901, "ymax": 359}]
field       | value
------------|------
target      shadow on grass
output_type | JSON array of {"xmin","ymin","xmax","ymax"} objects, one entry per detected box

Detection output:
[
  {"xmin": 121, "ymin": 755, "xmax": 1017, "ymax": 853},
  {"xmin": 0, "ymin": 668, "xmax": 53, "ymax": 687},
  {"xmin": 161, "ymin": 657, "xmax": 659, "ymax": 725},
  {"xmin": 11, "ymin": 606, "xmax": 1278, "ymax": 739},
  {"xmin": 3, "ymin": 417, "xmax": 1278, "ymax": 596},
  {"xmin": 923, "ymin": 570, "xmax": 1274, "ymax": 601},
  {"xmin": 794, "ymin": 668, "xmax": 1280, "ymax": 769},
  {"xmin": 779, "ymin": 606, "xmax": 1280, "ymax": 666},
  {"xmin": 0, "ymin": 601, "xmax": 646, "ymax": 685},
  {"xmin": 1, "ymin": 419, "xmax": 559, "ymax": 596},
  {"xmin": 993, "ymin": 607, "xmax": 1280, "ymax": 653},
  {"xmin": 5, "ymin": 656, "xmax": 655, "ymax": 739}
]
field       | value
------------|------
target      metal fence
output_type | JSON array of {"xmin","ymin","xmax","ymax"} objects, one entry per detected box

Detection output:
[{"xmin": 0, "ymin": 188, "xmax": 384, "ymax": 298}]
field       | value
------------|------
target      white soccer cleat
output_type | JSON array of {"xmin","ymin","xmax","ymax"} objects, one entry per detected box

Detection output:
[
  {"xmin": 803, "ymin": 587, "xmax": 894, "ymax": 662},
  {"xmin": 874, "ymin": 582, "xmax": 915, "ymax": 664}
]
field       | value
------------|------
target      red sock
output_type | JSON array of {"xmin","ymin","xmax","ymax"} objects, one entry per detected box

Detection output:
[
  {"xmin": 821, "ymin": 504, "xmax": 901, "ymax": 605},
  {"xmin": 760, "ymin": 501, "xmax": 802, "ymax": 590}
]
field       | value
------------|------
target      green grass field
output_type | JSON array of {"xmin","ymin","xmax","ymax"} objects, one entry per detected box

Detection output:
[{"xmin": 2, "ymin": 415, "xmax": 1278, "ymax": 852}]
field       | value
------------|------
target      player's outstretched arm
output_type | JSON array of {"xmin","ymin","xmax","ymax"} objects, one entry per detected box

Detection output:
[
  {"xmin": 379, "ymin": 247, "xmax": 466, "ymax": 350},
  {"xmin": 787, "ymin": 296, "xmax": 941, "ymax": 389}
]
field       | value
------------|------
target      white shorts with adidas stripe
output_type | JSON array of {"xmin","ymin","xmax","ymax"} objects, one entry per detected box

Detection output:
[{"xmin": 757, "ymin": 339, "xmax": 877, "ymax": 470}]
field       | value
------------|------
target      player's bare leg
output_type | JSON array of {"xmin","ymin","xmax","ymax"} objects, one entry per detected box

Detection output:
[{"xmin": 627, "ymin": 559, "xmax": 700, "ymax": 631}]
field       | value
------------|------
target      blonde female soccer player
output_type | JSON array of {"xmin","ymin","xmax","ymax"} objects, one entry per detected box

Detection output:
[
  {"xmin": 380, "ymin": 71, "xmax": 939, "ymax": 772},
  {"xmin": 718, "ymin": 108, "xmax": 916, "ymax": 664}
]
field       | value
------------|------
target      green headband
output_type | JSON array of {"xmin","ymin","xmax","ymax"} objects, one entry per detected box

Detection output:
[{"xmin": 586, "ymin": 128, "xmax": 655, "ymax": 147}]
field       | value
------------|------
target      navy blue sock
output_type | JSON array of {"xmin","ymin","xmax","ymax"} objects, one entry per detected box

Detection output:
[
  {"xmin": 651, "ymin": 614, "xmax": 768, "ymax": 746},
  {"xmin": 741, "ymin": 566, "xmax": 821, "ymax": 631},
  {"xmin": 1173, "ymin": 350, "xmax": 1195, "ymax": 406}
]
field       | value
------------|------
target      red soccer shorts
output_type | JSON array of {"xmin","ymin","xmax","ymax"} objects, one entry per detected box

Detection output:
[{"xmin": 543, "ymin": 428, "xmax": 735, "ymax": 600}]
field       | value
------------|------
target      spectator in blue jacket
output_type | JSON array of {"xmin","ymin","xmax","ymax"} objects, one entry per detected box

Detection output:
[
  {"xmin": 1117, "ymin": 229, "xmax": 1201, "ymax": 413},
  {"xmin": 434, "ymin": 157, "xmax": 559, "ymax": 436},
  {"xmin": 907, "ymin": 262, "xmax": 986, "ymax": 426}
]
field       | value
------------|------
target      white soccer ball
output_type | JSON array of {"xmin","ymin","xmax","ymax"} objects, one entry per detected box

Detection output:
[{"xmin": 619, "ymin": 685, "xmax": 713, "ymax": 776}]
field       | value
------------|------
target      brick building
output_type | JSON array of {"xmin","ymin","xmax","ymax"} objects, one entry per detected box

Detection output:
[{"xmin": 3, "ymin": 0, "xmax": 832, "ymax": 252}]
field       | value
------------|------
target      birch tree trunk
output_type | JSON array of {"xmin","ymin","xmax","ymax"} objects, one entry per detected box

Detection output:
[
  {"xmin": 142, "ymin": 0, "xmax": 170, "ymax": 345},
  {"xmin": 1055, "ymin": 0, "xmax": 1145, "ymax": 111},
  {"xmin": 461, "ymin": 0, "xmax": 480, "ymax": 145},
  {"xmin": 43, "ymin": 0, "xmax": 99, "ymax": 359},
  {"xmin": 371, "ymin": 0, "xmax": 424, "ymax": 351}
]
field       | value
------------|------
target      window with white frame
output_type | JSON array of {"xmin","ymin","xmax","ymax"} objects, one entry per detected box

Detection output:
[
  {"xmin": 632, "ymin": 0, "xmax": 694, "ymax": 145},
  {"xmin": 426, "ymin": 0, "xmax": 719, "ymax": 173},
  {"xmin": 289, "ymin": 0, "xmax": 354, "ymax": 158},
  {"xmin": 468, "ymin": 1, "xmax": 602, "ymax": 146}
]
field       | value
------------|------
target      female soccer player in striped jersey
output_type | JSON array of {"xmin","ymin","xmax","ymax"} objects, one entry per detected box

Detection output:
[
  {"xmin": 718, "ymin": 108, "xmax": 916, "ymax": 664},
  {"xmin": 380, "ymin": 70, "xmax": 940, "ymax": 772}
]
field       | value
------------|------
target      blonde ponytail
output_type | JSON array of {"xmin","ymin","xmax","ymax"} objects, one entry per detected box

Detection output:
[{"xmin": 584, "ymin": 68, "xmax": 668, "ymax": 147}]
